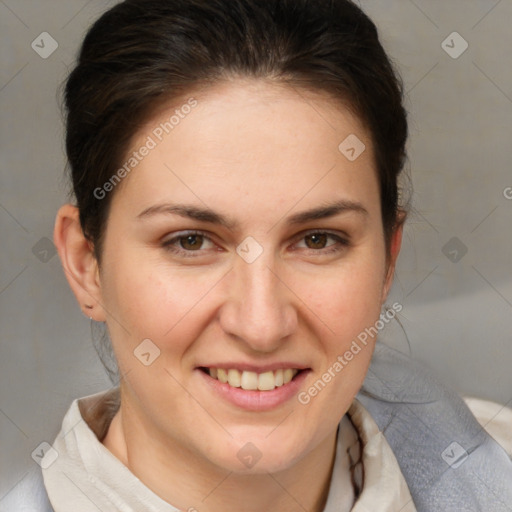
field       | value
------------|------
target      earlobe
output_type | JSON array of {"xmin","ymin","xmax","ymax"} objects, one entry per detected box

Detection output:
[
  {"xmin": 53, "ymin": 204, "xmax": 106, "ymax": 322},
  {"xmin": 381, "ymin": 220, "xmax": 404, "ymax": 303}
]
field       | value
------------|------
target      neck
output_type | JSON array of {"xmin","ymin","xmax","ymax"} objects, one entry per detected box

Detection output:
[{"xmin": 102, "ymin": 398, "xmax": 340, "ymax": 512}]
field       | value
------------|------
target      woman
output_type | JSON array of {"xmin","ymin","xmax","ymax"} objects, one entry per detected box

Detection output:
[{"xmin": 32, "ymin": 0, "xmax": 512, "ymax": 510}]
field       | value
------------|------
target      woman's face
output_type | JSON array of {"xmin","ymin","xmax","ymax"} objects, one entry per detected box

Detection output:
[{"xmin": 97, "ymin": 79, "xmax": 398, "ymax": 474}]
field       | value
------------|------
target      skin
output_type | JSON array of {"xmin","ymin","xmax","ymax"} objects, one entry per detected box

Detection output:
[{"xmin": 54, "ymin": 79, "xmax": 403, "ymax": 512}]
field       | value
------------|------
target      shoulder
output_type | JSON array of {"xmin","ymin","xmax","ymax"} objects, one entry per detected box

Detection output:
[
  {"xmin": 4, "ymin": 388, "xmax": 120, "ymax": 512},
  {"xmin": 357, "ymin": 342, "xmax": 512, "ymax": 511},
  {"xmin": 1, "ymin": 465, "xmax": 53, "ymax": 512},
  {"xmin": 464, "ymin": 396, "xmax": 512, "ymax": 458}
]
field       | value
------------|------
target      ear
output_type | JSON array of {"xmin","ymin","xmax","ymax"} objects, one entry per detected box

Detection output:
[
  {"xmin": 53, "ymin": 204, "xmax": 106, "ymax": 321},
  {"xmin": 381, "ymin": 217, "xmax": 404, "ymax": 304}
]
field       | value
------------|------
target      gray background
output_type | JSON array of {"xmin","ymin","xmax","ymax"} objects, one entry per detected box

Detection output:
[{"xmin": 1, "ymin": 0, "xmax": 511, "ymax": 503}]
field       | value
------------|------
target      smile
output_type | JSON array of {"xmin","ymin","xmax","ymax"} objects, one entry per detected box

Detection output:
[{"xmin": 201, "ymin": 367, "xmax": 301, "ymax": 391}]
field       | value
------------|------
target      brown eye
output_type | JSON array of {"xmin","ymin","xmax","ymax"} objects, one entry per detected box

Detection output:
[
  {"xmin": 179, "ymin": 234, "xmax": 204, "ymax": 250},
  {"xmin": 294, "ymin": 231, "xmax": 349, "ymax": 255},
  {"xmin": 304, "ymin": 233, "xmax": 329, "ymax": 249},
  {"xmin": 161, "ymin": 231, "xmax": 216, "ymax": 257}
]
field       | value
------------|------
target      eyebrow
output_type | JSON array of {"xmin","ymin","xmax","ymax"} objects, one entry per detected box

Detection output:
[{"xmin": 136, "ymin": 199, "xmax": 368, "ymax": 229}]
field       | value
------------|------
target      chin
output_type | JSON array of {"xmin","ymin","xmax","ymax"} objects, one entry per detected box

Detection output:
[{"xmin": 205, "ymin": 432, "xmax": 311, "ymax": 475}]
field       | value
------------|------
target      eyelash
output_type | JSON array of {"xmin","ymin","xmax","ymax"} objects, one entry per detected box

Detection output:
[{"xmin": 161, "ymin": 230, "xmax": 350, "ymax": 258}]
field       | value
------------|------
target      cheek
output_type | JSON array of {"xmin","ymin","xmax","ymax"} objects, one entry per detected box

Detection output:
[
  {"xmin": 100, "ymin": 251, "xmax": 225, "ymax": 353},
  {"xmin": 298, "ymin": 255, "xmax": 386, "ymax": 340},
  {"xmin": 299, "ymin": 261, "xmax": 385, "ymax": 409},
  {"xmin": 296, "ymin": 255, "xmax": 384, "ymax": 391}
]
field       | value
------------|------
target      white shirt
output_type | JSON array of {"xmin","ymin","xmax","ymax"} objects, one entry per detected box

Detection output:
[{"xmin": 42, "ymin": 387, "xmax": 416, "ymax": 512}]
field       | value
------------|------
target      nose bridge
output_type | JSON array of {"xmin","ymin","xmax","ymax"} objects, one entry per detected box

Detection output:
[
  {"xmin": 243, "ymin": 258, "xmax": 279, "ymax": 317},
  {"xmin": 221, "ymin": 252, "xmax": 297, "ymax": 351}
]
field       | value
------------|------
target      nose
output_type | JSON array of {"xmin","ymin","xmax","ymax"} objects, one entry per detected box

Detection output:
[{"xmin": 218, "ymin": 254, "xmax": 298, "ymax": 353}]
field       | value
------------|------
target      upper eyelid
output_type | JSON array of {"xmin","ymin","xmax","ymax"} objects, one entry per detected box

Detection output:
[{"xmin": 287, "ymin": 229, "xmax": 351, "ymax": 247}]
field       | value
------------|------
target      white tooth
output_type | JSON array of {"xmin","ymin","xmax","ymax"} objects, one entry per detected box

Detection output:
[
  {"xmin": 227, "ymin": 369, "xmax": 241, "ymax": 387},
  {"xmin": 241, "ymin": 371, "xmax": 258, "ymax": 390},
  {"xmin": 283, "ymin": 368, "xmax": 294, "ymax": 384},
  {"xmin": 217, "ymin": 368, "xmax": 228, "ymax": 383},
  {"xmin": 217, "ymin": 368, "xmax": 298, "ymax": 390},
  {"xmin": 258, "ymin": 371, "xmax": 276, "ymax": 391}
]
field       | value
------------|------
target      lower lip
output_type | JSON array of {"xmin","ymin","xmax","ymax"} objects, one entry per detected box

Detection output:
[{"xmin": 197, "ymin": 369, "xmax": 310, "ymax": 411}]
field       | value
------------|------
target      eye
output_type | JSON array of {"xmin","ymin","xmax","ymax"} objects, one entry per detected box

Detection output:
[
  {"xmin": 294, "ymin": 231, "xmax": 349, "ymax": 254},
  {"xmin": 161, "ymin": 231, "xmax": 217, "ymax": 257},
  {"xmin": 161, "ymin": 229, "xmax": 350, "ymax": 259}
]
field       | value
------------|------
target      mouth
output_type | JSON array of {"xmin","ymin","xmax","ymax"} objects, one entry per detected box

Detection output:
[{"xmin": 199, "ymin": 367, "xmax": 304, "ymax": 391}]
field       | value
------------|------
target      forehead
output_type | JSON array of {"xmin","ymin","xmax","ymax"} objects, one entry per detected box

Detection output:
[{"xmin": 110, "ymin": 79, "xmax": 379, "ymax": 222}]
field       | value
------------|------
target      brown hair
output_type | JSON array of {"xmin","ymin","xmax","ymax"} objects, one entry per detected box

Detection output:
[{"xmin": 64, "ymin": 0, "xmax": 409, "ymax": 266}]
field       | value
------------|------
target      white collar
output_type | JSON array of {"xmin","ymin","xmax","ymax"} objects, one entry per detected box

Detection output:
[{"xmin": 42, "ymin": 388, "xmax": 415, "ymax": 511}]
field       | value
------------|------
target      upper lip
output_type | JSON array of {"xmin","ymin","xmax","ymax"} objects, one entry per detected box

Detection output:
[{"xmin": 197, "ymin": 363, "xmax": 309, "ymax": 373}]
